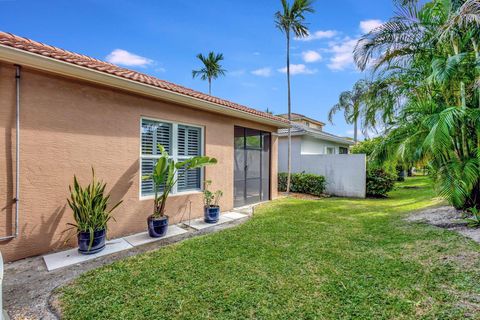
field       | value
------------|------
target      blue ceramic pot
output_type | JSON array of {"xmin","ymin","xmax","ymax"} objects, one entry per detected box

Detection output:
[
  {"xmin": 78, "ymin": 229, "xmax": 106, "ymax": 255},
  {"xmin": 147, "ymin": 215, "xmax": 169, "ymax": 238},
  {"xmin": 204, "ymin": 206, "xmax": 220, "ymax": 223}
]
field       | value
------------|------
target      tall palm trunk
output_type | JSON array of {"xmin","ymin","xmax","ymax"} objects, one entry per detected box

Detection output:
[
  {"xmin": 286, "ymin": 31, "xmax": 292, "ymax": 194},
  {"xmin": 473, "ymin": 40, "xmax": 479, "ymax": 109},
  {"xmin": 353, "ymin": 119, "xmax": 358, "ymax": 143},
  {"xmin": 208, "ymin": 78, "xmax": 212, "ymax": 95},
  {"xmin": 472, "ymin": 40, "xmax": 480, "ymax": 209}
]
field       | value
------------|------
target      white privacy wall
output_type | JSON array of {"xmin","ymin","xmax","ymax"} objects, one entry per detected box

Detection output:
[
  {"xmin": 278, "ymin": 136, "xmax": 366, "ymax": 198},
  {"xmin": 297, "ymin": 154, "xmax": 366, "ymax": 198}
]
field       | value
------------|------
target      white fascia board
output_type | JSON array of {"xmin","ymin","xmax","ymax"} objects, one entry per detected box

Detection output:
[{"xmin": 305, "ymin": 132, "xmax": 355, "ymax": 145}]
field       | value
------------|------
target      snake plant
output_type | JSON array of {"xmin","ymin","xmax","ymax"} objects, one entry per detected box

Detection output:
[{"xmin": 66, "ymin": 168, "xmax": 122, "ymax": 248}]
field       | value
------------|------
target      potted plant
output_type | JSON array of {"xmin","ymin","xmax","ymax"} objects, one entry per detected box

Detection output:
[
  {"xmin": 143, "ymin": 144, "xmax": 217, "ymax": 237},
  {"xmin": 203, "ymin": 180, "xmax": 223, "ymax": 223},
  {"xmin": 66, "ymin": 169, "xmax": 122, "ymax": 255}
]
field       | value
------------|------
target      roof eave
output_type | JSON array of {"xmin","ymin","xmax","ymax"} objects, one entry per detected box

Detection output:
[
  {"xmin": 278, "ymin": 130, "xmax": 355, "ymax": 145},
  {"xmin": 0, "ymin": 44, "xmax": 290, "ymax": 129},
  {"xmin": 277, "ymin": 131, "xmax": 306, "ymax": 137},
  {"xmin": 298, "ymin": 117, "xmax": 325, "ymax": 127},
  {"xmin": 305, "ymin": 132, "xmax": 355, "ymax": 145}
]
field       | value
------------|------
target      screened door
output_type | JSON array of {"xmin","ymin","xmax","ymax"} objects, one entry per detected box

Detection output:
[{"xmin": 234, "ymin": 126, "xmax": 270, "ymax": 207}]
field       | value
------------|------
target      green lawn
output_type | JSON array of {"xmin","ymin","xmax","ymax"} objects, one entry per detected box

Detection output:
[{"xmin": 59, "ymin": 177, "xmax": 480, "ymax": 319}]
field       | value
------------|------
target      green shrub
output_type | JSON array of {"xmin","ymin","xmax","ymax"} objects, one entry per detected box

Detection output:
[
  {"xmin": 366, "ymin": 168, "xmax": 396, "ymax": 197},
  {"xmin": 278, "ymin": 172, "xmax": 326, "ymax": 196}
]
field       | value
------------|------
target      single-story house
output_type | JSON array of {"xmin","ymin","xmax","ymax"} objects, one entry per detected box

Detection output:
[
  {"xmin": 277, "ymin": 113, "xmax": 355, "ymax": 157},
  {"xmin": 0, "ymin": 32, "xmax": 288, "ymax": 262}
]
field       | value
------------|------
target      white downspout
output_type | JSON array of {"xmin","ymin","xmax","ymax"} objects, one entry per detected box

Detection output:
[{"xmin": 0, "ymin": 65, "xmax": 20, "ymax": 241}]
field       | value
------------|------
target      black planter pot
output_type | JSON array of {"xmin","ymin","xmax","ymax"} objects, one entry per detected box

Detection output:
[
  {"xmin": 204, "ymin": 206, "xmax": 220, "ymax": 223},
  {"xmin": 147, "ymin": 215, "xmax": 169, "ymax": 238},
  {"xmin": 77, "ymin": 229, "xmax": 106, "ymax": 255}
]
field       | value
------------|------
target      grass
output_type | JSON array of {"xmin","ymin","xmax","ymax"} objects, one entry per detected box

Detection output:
[{"xmin": 59, "ymin": 177, "xmax": 480, "ymax": 319}]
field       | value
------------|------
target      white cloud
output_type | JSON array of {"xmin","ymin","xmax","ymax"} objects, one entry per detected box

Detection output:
[
  {"xmin": 251, "ymin": 67, "xmax": 273, "ymax": 77},
  {"xmin": 306, "ymin": 20, "xmax": 383, "ymax": 72},
  {"xmin": 296, "ymin": 30, "xmax": 337, "ymax": 41},
  {"xmin": 327, "ymin": 37, "xmax": 358, "ymax": 71},
  {"xmin": 359, "ymin": 19, "xmax": 383, "ymax": 34},
  {"xmin": 253, "ymin": 52, "xmax": 261, "ymax": 56},
  {"xmin": 302, "ymin": 50, "xmax": 322, "ymax": 63},
  {"xmin": 277, "ymin": 64, "xmax": 317, "ymax": 75},
  {"xmin": 106, "ymin": 49, "xmax": 153, "ymax": 67}
]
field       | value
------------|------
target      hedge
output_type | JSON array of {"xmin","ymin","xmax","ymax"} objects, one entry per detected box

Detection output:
[
  {"xmin": 278, "ymin": 172, "xmax": 326, "ymax": 196},
  {"xmin": 366, "ymin": 168, "xmax": 396, "ymax": 197}
]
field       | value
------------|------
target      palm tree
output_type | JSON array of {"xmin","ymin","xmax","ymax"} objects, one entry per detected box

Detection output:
[
  {"xmin": 192, "ymin": 52, "xmax": 226, "ymax": 95},
  {"xmin": 328, "ymin": 79, "xmax": 369, "ymax": 143},
  {"xmin": 275, "ymin": 0, "xmax": 314, "ymax": 193},
  {"xmin": 353, "ymin": 0, "xmax": 480, "ymax": 209}
]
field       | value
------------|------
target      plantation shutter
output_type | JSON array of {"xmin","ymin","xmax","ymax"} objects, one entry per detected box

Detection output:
[
  {"xmin": 141, "ymin": 119, "xmax": 172, "ymax": 196},
  {"xmin": 177, "ymin": 125, "xmax": 202, "ymax": 191},
  {"xmin": 141, "ymin": 119, "xmax": 172, "ymax": 155},
  {"xmin": 178, "ymin": 125, "xmax": 201, "ymax": 156},
  {"xmin": 177, "ymin": 166, "xmax": 201, "ymax": 191},
  {"xmin": 141, "ymin": 158, "xmax": 155, "ymax": 196}
]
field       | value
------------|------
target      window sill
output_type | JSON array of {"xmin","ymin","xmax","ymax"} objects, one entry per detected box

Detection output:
[{"xmin": 140, "ymin": 190, "xmax": 202, "ymax": 201}]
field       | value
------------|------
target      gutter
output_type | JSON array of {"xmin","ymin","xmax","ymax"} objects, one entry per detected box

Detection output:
[{"xmin": 0, "ymin": 45, "xmax": 290, "ymax": 129}]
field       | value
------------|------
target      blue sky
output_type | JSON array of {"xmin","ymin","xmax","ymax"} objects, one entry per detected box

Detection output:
[{"xmin": 0, "ymin": 0, "xmax": 395, "ymax": 138}]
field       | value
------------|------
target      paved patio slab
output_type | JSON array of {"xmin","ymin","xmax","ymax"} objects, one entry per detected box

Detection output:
[
  {"xmin": 124, "ymin": 225, "xmax": 188, "ymax": 247},
  {"xmin": 183, "ymin": 216, "xmax": 233, "ymax": 230},
  {"xmin": 222, "ymin": 211, "xmax": 249, "ymax": 220},
  {"xmin": 43, "ymin": 238, "xmax": 132, "ymax": 271}
]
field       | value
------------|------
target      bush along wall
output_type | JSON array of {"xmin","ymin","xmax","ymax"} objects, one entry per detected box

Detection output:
[
  {"xmin": 278, "ymin": 172, "xmax": 326, "ymax": 196},
  {"xmin": 366, "ymin": 168, "xmax": 396, "ymax": 198}
]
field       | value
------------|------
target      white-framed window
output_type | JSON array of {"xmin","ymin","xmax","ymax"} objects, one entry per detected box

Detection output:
[
  {"xmin": 325, "ymin": 146, "xmax": 336, "ymax": 154},
  {"xmin": 140, "ymin": 117, "xmax": 204, "ymax": 198}
]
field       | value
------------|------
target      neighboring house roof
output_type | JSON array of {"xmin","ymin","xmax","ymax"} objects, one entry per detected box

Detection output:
[
  {"xmin": 278, "ymin": 122, "xmax": 355, "ymax": 145},
  {"xmin": 0, "ymin": 32, "xmax": 289, "ymax": 128},
  {"xmin": 277, "ymin": 113, "xmax": 325, "ymax": 126}
]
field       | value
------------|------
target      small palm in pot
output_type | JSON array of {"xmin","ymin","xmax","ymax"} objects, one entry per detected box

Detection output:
[{"xmin": 203, "ymin": 180, "xmax": 223, "ymax": 223}]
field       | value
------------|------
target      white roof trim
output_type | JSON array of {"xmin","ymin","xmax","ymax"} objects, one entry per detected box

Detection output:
[{"xmin": 278, "ymin": 130, "xmax": 354, "ymax": 145}]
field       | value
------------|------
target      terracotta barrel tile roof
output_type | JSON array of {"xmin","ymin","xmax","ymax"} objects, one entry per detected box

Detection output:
[{"xmin": 0, "ymin": 31, "xmax": 288, "ymax": 125}]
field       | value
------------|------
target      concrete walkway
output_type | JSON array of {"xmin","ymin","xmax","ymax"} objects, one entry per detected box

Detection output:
[{"xmin": 3, "ymin": 206, "xmax": 254, "ymax": 320}]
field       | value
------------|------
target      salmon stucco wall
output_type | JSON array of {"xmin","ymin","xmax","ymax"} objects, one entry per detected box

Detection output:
[{"xmin": 0, "ymin": 63, "xmax": 279, "ymax": 262}]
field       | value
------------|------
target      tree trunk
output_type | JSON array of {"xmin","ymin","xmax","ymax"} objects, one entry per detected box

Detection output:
[
  {"xmin": 353, "ymin": 118, "xmax": 358, "ymax": 143},
  {"xmin": 407, "ymin": 167, "xmax": 413, "ymax": 177},
  {"xmin": 286, "ymin": 32, "xmax": 292, "ymax": 194},
  {"xmin": 208, "ymin": 78, "xmax": 212, "ymax": 95},
  {"xmin": 462, "ymin": 181, "xmax": 480, "ymax": 210}
]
